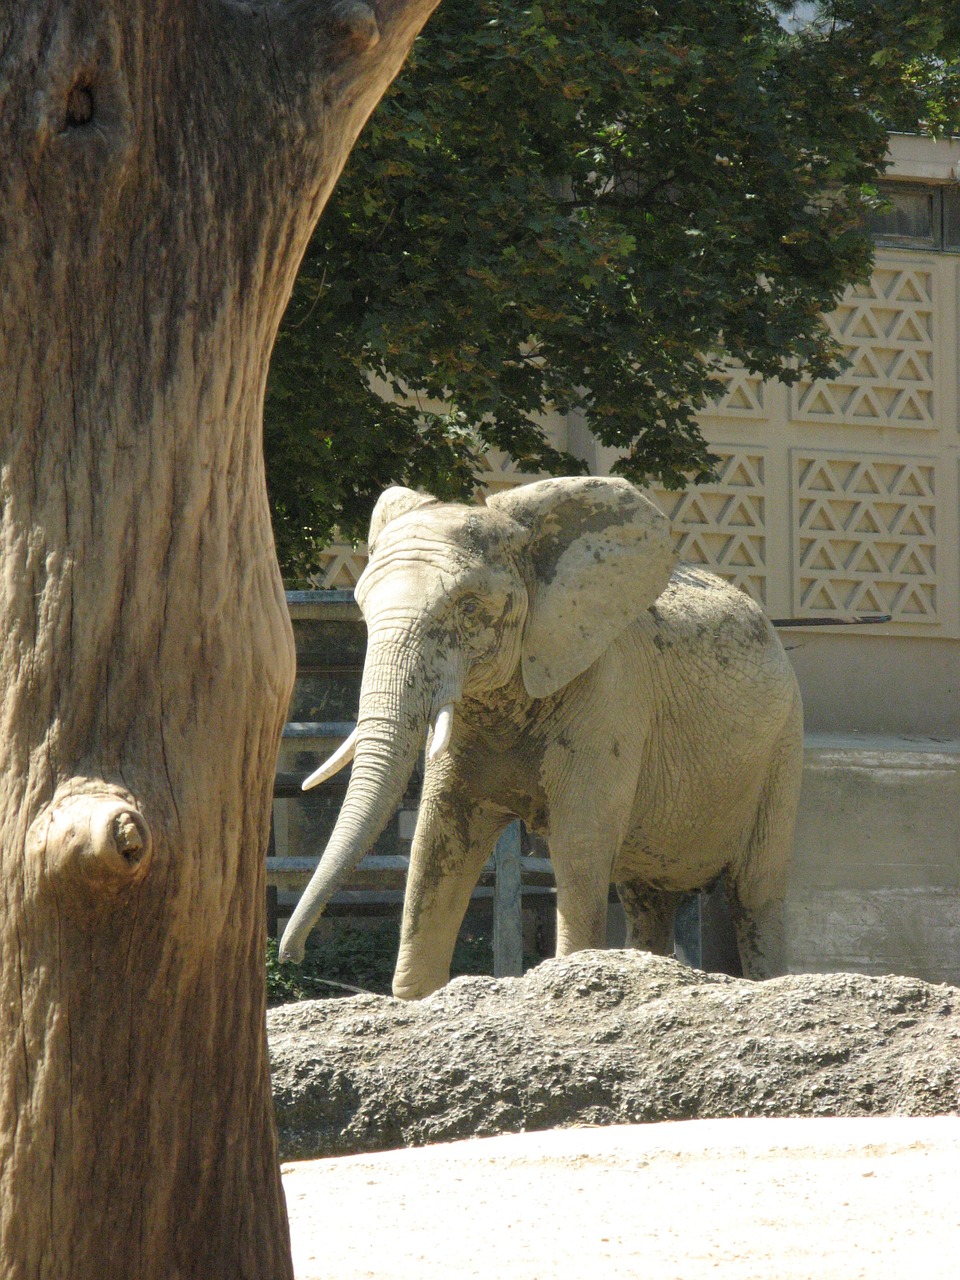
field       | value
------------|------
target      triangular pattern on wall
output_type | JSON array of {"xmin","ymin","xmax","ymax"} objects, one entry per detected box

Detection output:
[
  {"xmin": 898, "ymin": 584, "xmax": 937, "ymax": 617},
  {"xmin": 473, "ymin": 450, "xmax": 548, "ymax": 495},
  {"xmin": 649, "ymin": 449, "xmax": 767, "ymax": 605},
  {"xmin": 312, "ymin": 543, "xmax": 370, "ymax": 590},
  {"xmin": 791, "ymin": 268, "xmax": 935, "ymax": 428},
  {"xmin": 704, "ymin": 366, "xmax": 766, "ymax": 418},
  {"xmin": 895, "ymin": 313, "xmax": 930, "ymax": 343},
  {"xmin": 853, "ymin": 507, "xmax": 883, "ymax": 535},
  {"xmin": 888, "ymin": 271, "xmax": 925, "ymax": 304},
  {"xmin": 791, "ymin": 449, "xmax": 937, "ymax": 623},
  {"xmin": 896, "ymin": 353, "xmax": 930, "ymax": 383}
]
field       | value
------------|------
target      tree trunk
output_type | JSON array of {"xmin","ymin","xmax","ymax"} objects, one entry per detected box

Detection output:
[{"xmin": 0, "ymin": 2, "xmax": 438, "ymax": 1276}]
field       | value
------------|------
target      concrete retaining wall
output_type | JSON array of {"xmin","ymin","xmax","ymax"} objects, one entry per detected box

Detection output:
[{"xmin": 787, "ymin": 735, "xmax": 960, "ymax": 985}]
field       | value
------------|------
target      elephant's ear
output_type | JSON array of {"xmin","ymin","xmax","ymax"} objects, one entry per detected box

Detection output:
[
  {"xmin": 488, "ymin": 477, "xmax": 676, "ymax": 699},
  {"xmin": 367, "ymin": 486, "xmax": 438, "ymax": 553}
]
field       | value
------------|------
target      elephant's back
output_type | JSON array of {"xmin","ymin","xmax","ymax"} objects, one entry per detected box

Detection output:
[
  {"xmin": 634, "ymin": 560, "xmax": 798, "ymax": 757},
  {"xmin": 650, "ymin": 565, "xmax": 776, "ymax": 649}
]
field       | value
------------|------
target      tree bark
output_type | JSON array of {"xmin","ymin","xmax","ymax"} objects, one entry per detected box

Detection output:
[{"xmin": 0, "ymin": 2, "xmax": 438, "ymax": 1276}]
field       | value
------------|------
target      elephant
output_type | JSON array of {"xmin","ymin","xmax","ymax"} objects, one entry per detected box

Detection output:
[{"xmin": 278, "ymin": 475, "xmax": 804, "ymax": 997}]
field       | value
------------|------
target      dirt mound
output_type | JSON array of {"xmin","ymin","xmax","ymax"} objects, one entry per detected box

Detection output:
[{"xmin": 267, "ymin": 950, "xmax": 960, "ymax": 1160}]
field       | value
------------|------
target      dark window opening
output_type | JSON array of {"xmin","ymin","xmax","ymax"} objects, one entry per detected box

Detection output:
[{"xmin": 867, "ymin": 181, "xmax": 960, "ymax": 253}]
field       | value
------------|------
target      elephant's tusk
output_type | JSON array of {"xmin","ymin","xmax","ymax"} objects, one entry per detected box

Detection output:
[
  {"xmin": 301, "ymin": 728, "xmax": 359, "ymax": 790},
  {"xmin": 428, "ymin": 704, "xmax": 454, "ymax": 762}
]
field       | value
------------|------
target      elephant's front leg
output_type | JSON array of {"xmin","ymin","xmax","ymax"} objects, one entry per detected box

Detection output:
[
  {"xmin": 549, "ymin": 817, "xmax": 623, "ymax": 956},
  {"xmin": 394, "ymin": 765, "xmax": 509, "ymax": 999}
]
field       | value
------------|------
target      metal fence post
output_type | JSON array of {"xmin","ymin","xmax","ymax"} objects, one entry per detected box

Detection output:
[{"xmin": 493, "ymin": 822, "xmax": 523, "ymax": 978}]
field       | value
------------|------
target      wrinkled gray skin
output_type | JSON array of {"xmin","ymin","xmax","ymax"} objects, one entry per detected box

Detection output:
[{"xmin": 279, "ymin": 476, "xmax": 803, "ymax": 998}]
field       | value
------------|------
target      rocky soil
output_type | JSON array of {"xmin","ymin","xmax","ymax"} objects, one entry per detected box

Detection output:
[{"xmin": 267, "ymin": 949, "xmax": 960, "ymax": 1160}]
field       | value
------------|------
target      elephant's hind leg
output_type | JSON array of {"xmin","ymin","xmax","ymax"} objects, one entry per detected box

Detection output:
[
  {"xmin": 615, "ymin": 880, "xmax": 685, "ymax": 956},
  {"xmin": 727, "ymin": 893, "xmax": 784, "ymax": 981},
  {"xmin": 727, "ymin": 702, "xmax": 803, "ymax": 980}
]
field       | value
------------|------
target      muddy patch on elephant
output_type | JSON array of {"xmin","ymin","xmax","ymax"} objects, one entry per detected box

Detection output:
[{"xmin": 268, "ymin": 950, "xmax": 960, "ymax": 1160}]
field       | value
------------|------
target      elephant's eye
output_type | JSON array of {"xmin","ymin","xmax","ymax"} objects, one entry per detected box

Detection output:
[{"xmin": 458, "ymin": 597, "xmax": 485, "ymax": 631}]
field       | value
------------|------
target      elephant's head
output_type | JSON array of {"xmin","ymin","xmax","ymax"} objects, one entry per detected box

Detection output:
[{"xmin": 278, "ymin": 475, "xmax": 675, "ymax": 962}]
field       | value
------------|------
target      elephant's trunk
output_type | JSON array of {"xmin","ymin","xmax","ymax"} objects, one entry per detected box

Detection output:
[{"xmin": 278, "ymin": 626, "xmax": 430, "ymax": 963}]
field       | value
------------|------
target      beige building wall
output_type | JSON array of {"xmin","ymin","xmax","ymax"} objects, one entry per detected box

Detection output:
[{"xmin": 311, "ymin": 134, "xmax": 960, "ymax": 984}]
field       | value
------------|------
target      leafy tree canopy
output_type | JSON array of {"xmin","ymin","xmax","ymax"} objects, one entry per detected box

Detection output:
[{"xmin": 265, "ymin": 0, "xmax": 960, "ymax": 580}]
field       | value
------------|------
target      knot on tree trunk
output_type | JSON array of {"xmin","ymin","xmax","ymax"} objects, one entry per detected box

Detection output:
[
  {"xmin": 327, "ymin": 1, "xmax": 381, "ymax": 53},
  {"xmin": 27, "ymin": 786, "xmax": 153, "ymax": 894}
]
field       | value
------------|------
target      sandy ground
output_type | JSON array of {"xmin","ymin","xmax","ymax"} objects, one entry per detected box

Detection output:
[{"xmin": 282, "ymin": 1116, "xmax": 960, "ymax": 1279}]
